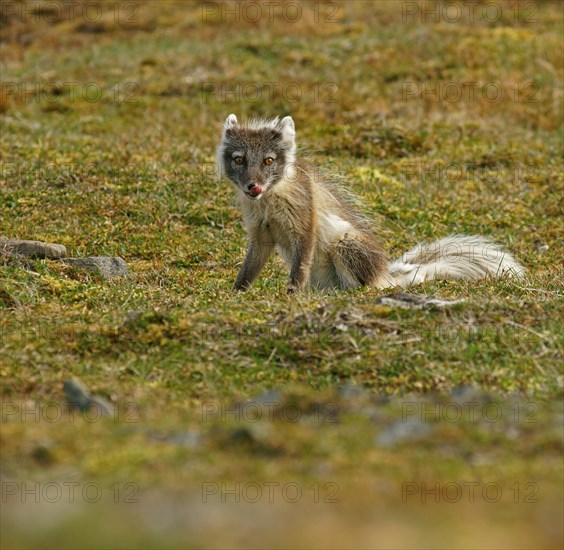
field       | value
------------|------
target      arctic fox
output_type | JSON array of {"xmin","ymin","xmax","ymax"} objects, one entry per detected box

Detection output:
[{"xmin": 217, "ymin": 114, "xmax": 524, "ymax": 293}]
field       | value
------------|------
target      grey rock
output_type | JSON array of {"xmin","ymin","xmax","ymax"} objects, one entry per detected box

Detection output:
[
  {"xmin": 64, "ymin": 379, "xmax": 91, "ymax": 410},
  {"xmin": 167, "ymin": 431, "xmax": 201, "ymax": 449},
  {"xmin": 450, "ymin": 384, "xmax": 490, "ymax": 404},
  {"xmin": 0, "ymin": 237, "xmax": 67, "ymax": 259},
  {"xmin": 337, "ymin": 385, "xmax": 387, "ymax": 418},
  {"xmin": 377, "ymin": 292, "xmax": 464, "ymax": 310},
  {"xmin": 88, "ymin": 396, "xmax": 114, "ymax": 417},
  {"xmin": 338, "ymin": 383, "xmax": 369, "ymax": 400},
  {"xmin": 63, "ymin": 256, "xmax": 129, "ymax": 280},
  {"xmin": 124, "ymin": 309, "xmax": 144, "ymax": 325},
  {"xmin": 63, "ymin": 379, "xmax": 113, "ymax": 416},
  {"xmin": 251, "ymin": 389, "xmax": 283, "ymax": 406},
  {"xmin": 534, "ymin": 240, "xmax": 549, "ymax": 254},
  {"xmin": 376, "ymin": 418, "xmax": 432, "ymax": 447}
]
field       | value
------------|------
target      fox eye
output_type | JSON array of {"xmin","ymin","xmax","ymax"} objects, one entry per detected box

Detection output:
[
  {"xmin": 233, "ymin": 157, "xmax": 244, "ymax": 165},
  {"xmin": 264, "ymin": 157, "xmax": 274, "ymax": 165}
]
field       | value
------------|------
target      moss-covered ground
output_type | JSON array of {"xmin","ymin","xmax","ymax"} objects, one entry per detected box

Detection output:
[{"xmin": 1, "ymin": 1, "xmax": 562, "ymax": 548}]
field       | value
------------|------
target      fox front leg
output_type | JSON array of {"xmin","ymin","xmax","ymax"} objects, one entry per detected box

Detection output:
[
  {"xmin": 287, "ymin": 233, "xmax": 315, "ymax": 294},
  {"xmin": 233, "ymin": 233, "xmax": 274, "ymax": 291}
]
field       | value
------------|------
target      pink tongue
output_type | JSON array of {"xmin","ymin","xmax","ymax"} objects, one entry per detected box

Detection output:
[{"xmin": 249, "ymin": 185, "xmax": 263, "ymax": 197}]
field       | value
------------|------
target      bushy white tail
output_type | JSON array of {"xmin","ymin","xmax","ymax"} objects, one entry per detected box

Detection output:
[{"xmin": 387, "ymin": 235, "xmax": 525, "ymax": 288}]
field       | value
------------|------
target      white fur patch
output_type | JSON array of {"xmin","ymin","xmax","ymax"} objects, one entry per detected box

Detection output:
[
  {"xmin": 328, "ymin": 214, "xmax": 352, "ymax": 233},
  {"xmin": 387, "ymin": 234, "xmax": 525, "ymax": 287},
  {"xmin": 242, "ymin": 116, "xmax": 283, "ymax": 130},
  {"xmin": 314, "ymin": 212, "xmax": 353, "ymax": 249}
]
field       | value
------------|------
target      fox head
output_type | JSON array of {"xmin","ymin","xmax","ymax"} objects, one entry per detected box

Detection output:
[{"xmin": 216, "ymin": 114, "xmax": 296, "ymax": 200}]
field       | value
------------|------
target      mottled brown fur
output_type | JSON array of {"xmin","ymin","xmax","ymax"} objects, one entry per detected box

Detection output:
[{"xmin": 217, "ymin": 115, "xmax": 524, "ymax": 292}]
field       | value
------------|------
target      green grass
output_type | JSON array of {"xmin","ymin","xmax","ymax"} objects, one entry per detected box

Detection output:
[{"xmin": 1, "ymin": 1, "xmax": 563, "ymax": 548}]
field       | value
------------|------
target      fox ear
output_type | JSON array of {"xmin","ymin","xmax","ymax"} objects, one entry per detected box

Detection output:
[
  {"xmin": 278, "ymin": 116, "xmax": 295, "ymax": 144},
  {"xmin": 224, "ymin": 114, "xmax": 238, "ymax": 130}
]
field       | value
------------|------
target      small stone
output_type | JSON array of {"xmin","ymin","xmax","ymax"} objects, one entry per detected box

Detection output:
[
  {"xmin": 63, "ymin": 256, "xmax": 129, "ymax": 280},
  {"xmin": 88, "ymin": 396, "xmax": 114, "ymax": 417},
  {"xmin": 251, "ymin": 389, "xmax": 283, "ymax": 406},
  {"xmin": 450, "ymin": 384, "xmax": 491, "ymax": 404},
  {"xmin": 534, "ymin": 240, "xmax": 549, "ymax": 254},
  {"xmin": 376, "ymin": 418, "xmax": 431, "ymax": 447},
  {"xmin": 338, "ymin": 383, "xmax": 368, "ymax": 400},
  {"xmin": 0, "ymin": 237, "xmax": 67, "ymax": 259},
  {"xmin": 125, "ymin": 309, "xmax": 144, "ymax": 325},
  {"xmin": 64, "ymin": 379, "xmax": 91, "ymax": 411},
  {"xmin": 64, "ymin": 379, "xmax": 112, "ymax": 416},
  {"xmin": 167, "ymin": 431, "xmax": 201, "ymax": 449}
]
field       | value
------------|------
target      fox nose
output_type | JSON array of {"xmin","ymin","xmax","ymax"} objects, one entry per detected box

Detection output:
[{"xmin": 247, "ymin": 183, "xmax": 259, "ymax": 190}]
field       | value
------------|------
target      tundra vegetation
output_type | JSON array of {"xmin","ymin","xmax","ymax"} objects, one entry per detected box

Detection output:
[{"xmin": 0, "ymin": 1, "xmax": 562, "ymax": 548}]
